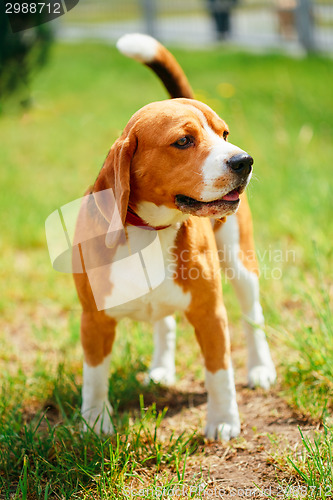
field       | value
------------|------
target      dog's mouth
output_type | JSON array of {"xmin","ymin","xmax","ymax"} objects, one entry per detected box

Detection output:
[{"xmin": 175, "ymin": 187, "xmax": 242, "ymax": 218}]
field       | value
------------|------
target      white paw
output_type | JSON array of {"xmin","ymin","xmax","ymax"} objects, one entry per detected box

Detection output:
[
  {"xmin": 248, "ymin": 365, "xmax": 276, "ymax": 390},
  {"xmin": 82, "ymin": 401, "xmax": 114, "ymax": 435},
  {"xmin": 205, "ymin": 366, "xmax": 240, "ymax": 441},
  {"xmin": 205, "ymin": 420, "xmax": 240, "ymax": 441},
  {"xmin": 146, "ymin": 367, "xmax": 175, "ymax": 386}
]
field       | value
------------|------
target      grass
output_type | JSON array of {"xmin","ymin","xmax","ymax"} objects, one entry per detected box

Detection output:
[
  {"xmin": 1, "ymin": 388, "xmax": 201, "ymax": 499},
  {"xmin": 288, "ymin": 425, "xmax": 333, "ymax": 497},
  {"xmin": 278, "ymin": 257, "xmax": 333, "ymax": 420},
  {"xmin": 0, "ymin": 42, "xmax": 332, "ymax": 497},
  {"xmin": 63, "ymin": 0, "xmax": 207, "ymax": 24},
  {"xmin": 266, "ymin": 425, "xmax": 333, "ymax": 499},
  {"xmin": 0, "ymin": 327, "xmax": 204, "ymax": 498}
]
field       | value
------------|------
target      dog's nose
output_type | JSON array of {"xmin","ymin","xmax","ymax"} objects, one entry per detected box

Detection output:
[{"xmin": 228, "ymin": 154, "xmax": 253, "ymax": 175}]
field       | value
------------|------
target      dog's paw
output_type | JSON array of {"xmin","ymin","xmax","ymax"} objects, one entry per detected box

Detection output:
[
  {"xmin": 82, "ymin": 401, "xmax": 114, "ymax": 435},
  {"xmin": 248, "ymin": 365, "xmax": 276, "ymax": 390},
  {"xmin": 146, "ymin": 367, "xmax": 176, "ymax": 386},
  {"xmin": 205, "ymin": 420, "xmax": 240, "ymax": 441}
]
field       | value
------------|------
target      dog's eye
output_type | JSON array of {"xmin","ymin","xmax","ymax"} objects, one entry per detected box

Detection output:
[
  {"xmin": 223, "ymin": 130, "xmax": 229, "ymax": 141},
  {"xmin": 172, "ymin": 136, "xmax": 194, "ymax": 149}
]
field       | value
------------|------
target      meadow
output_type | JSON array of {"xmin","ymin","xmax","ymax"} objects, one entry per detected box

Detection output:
[{"xmin": 0, "ymin": 42, "xmax": 332, "ymax": 498}]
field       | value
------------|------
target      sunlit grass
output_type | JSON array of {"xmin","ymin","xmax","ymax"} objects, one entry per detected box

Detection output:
[
  {"xmin": 0, "ymin": 42, "xmax": 332, "ymax": 497},
  {"xmin": 279, "ymin": 262, "xmax": 333, "ymax": 420}
]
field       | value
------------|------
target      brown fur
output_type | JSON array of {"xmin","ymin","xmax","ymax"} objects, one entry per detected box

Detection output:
[
  {"xmin": 74, "ymin": 99, "xmax": 253, "ymax": 373},
  {"xmin": 174, "ymin": 217, "xmax": 230, "ymax": 372}
]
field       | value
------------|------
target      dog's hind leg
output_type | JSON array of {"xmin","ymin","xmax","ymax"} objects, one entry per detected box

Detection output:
[
  {"xmin": 80, "ymin": 310, "xmax": 116, "ymax": 434},
  {"xmin": 149, "ymin": 315, "xmax": 176, "ymax": 385},
  {"xmin": 214, "ymin": 196, "xmax": 276, "ymax": 389}
]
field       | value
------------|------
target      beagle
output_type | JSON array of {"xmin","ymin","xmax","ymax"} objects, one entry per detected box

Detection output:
[{"xmin": 73, "ymin": 34, "xmax": 276, "ymax": 441}]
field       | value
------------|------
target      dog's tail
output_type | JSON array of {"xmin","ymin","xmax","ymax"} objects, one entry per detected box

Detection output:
[{"xmin": 117, "ymin": 33, "xmax": 194, "ymax": 100}]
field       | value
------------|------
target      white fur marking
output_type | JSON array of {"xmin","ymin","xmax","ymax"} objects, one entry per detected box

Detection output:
[
  {"xmin": 215, "ymin": 215, "xmax": 276, "ymax": 389},
  {"xmin": 81, "ymin": 354, "xmax": 114, "ymax": 434},
  {"xmin": 149, "ymin": 315, "xmax": 176, "ymax": 385},
  {"xmin": 117, "ymin": 33, "xmax": 159, "ymax": 63},
  {"xmin": 174, "ymin": 105, "xmax": 250, "ymax": 202},
  {"xmin": 104, "ymin": 224, "xmax": 191, "ymax": 322},
  {"xmin": 137, "ymin": 201, "xmax": 189, "ymax": 227},
  {"xmin": 201, "ymin": 125, "xmax": 249, "ymax": 202},
  {"xmin": 205, "ymin": 364, "xmax": 240, "ymax": 441}
]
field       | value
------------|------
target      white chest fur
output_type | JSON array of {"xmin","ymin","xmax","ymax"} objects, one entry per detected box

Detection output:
[{"xmin": 103, "ymin": 224, "xmax": 191, "ymax": 322}]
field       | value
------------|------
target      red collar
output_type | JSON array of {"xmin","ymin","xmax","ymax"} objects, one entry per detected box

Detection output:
[{"xmin": 125, "ymin": 205, "xmax": 171, "ymax": 231}]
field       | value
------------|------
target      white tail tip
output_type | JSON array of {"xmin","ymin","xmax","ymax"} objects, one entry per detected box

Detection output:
[{"xmin": 116, "ymin": 33, "xmax": 159, "ymax": 63}]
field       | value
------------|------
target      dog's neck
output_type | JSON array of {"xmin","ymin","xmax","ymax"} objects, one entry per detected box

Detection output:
[
  {"xmin": 132, "ymin": 200, "xmax": 189, "ymax": 229},
  {"xmin": 126, "ymin": 205, "xmax": 171, "ymax": 231}
]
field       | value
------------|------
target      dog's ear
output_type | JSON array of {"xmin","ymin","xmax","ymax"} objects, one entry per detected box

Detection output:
[{"xmin": 93, "ymin": 131, "xmax": 137, "ymax": 248}]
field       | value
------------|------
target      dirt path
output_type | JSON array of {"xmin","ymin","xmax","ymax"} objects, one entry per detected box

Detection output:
[
  {"xmin": 3, "ymin": 311, "xmax": 316, "ymax": 498},
  {"xmin": 153, "ymin": 363, "xmax": 315, "ymax": 498}
]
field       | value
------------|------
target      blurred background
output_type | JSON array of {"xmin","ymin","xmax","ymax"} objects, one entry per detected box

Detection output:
[
  {"xmin": 0, "ymin": 1, "xmax": 333, "ymax": 497},
  {"xmin": 58, "ymin": 0, "xmax": 333, "ymax": 54},
  {"xmin": 1, "ymin": 0, "xmax": 332, "ymax": 112}
]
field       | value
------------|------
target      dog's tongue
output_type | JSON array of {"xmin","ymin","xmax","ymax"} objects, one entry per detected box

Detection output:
[{"xmin": 222, "ymin": 189, "xmax": 240, "ymax": 201}]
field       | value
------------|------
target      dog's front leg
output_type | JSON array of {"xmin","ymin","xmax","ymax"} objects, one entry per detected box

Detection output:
[
  {"xmin": 186, "ymin": 305, "xmax": 240, "ymax": 441},
  {"xmin": 80, "ymin": 311, "xmax": 116, "ymax": 435}
]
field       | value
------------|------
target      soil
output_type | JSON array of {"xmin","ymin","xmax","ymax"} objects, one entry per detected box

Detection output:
[
  {"xmin": 140, "ymin": 348, "xmax": 318, "ymax": 499},
  {"xmin": 2, "ymin": 310, "xmax": 318, "ymax": 499},
  {"xmin": 157, "ymin": 380, "xmax": 314, "ymax": 498}
]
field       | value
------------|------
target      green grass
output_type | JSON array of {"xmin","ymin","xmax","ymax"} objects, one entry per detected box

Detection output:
[
  {"xmin": 287, "ymin": 425, "xmax": 333, "ymax": 498},
  {"xmin": 63, "ymin": 0, "xmax": 207, "ymax": 24},
  {"xmin": 0, "ymin": 323, "xmax": 204, "ymax": 498},
  {"xmin": 0, "ymin": 42, "xmax": 332, "ymax": 497},
  {"xmin": 0, "ymin": 379, "xmax": 201, "ymax": 499},
  {"xmin": 266, "ymin": 424, "xmax": 333, "ymax": 499},
  {"xmin": 278, "ymin": 257, "xmax": 333, "ymax": 420}
]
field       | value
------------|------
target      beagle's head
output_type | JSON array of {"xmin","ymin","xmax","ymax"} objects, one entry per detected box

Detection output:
[{"xmin": 94, "ymin": 98, "xmax": 253, "ymax": 241}]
